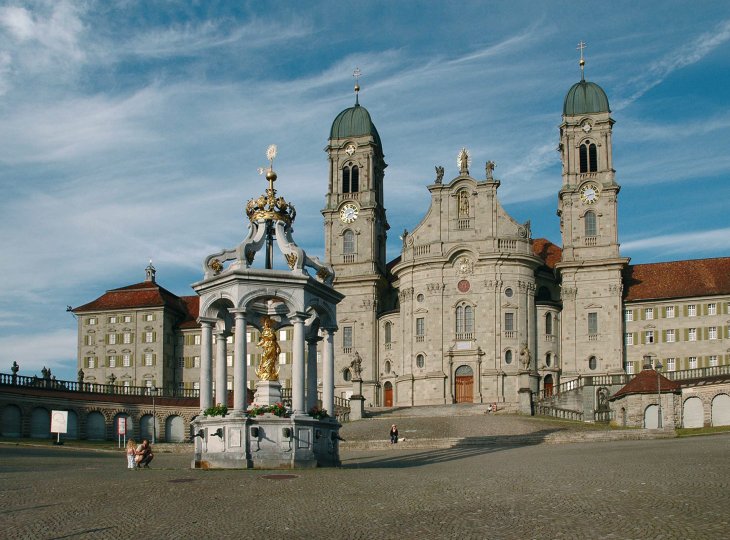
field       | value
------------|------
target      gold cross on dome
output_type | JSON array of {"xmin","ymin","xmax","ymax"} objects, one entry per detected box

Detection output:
[
  {"xmin": 577, "ymin": 41, "xmax": 586, "ymax": 78},
  {"xmin": 353, "ymin": 67, "xmax": 361, "ymax": 85}
]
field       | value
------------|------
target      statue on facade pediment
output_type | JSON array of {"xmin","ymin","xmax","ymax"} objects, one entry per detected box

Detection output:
[
  {"xmin": 435, "ymin": 166, "xmax": 444, "ymax": 184},
  {"xmin": 485, "ymin": 160, "xmax": 495, "ymax": 180}
]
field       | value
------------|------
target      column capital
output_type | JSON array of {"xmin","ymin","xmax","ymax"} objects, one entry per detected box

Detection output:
[
  {"xmin": 229, "ymin": 309, "xmax": 247, "ymax": 318},
  {"xmin": 288, "ymin": 311, "xmax": 309, "ymax": 323},
  {"xmin": 198, "ymin": 317, "xmax": 217, "ymax": 327}
]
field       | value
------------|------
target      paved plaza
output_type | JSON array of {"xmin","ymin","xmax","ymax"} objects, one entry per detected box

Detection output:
[{"xmin": 2, "ymin": 432, "xmax": 729, "ymax": 540}]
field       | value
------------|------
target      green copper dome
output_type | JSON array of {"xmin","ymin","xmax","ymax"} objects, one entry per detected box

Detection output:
[
  {"xmin": 563, "ymin": 80, "xmax": 610, "ymax": 115},
  {"xmin": 330, "ymin": 103, "xmax": 382, "ymax": 147}
]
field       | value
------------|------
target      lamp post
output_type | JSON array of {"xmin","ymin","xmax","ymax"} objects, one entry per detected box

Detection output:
[
  {"xmin": 655, "ymin": 360, "xmax": 663, "ymax": 429},
  {"xmin": 151, "ymin": 385, "xmax": 157, "ymax": 444}
]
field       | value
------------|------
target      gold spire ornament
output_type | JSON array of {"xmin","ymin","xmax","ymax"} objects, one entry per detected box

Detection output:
[
  {"xmin": 577, "ymin": 40, "xmax": 586, "ymax": 80},
  {"xmin": 246, "ymin": 145, "xmax": 296, "ymax": 224}
]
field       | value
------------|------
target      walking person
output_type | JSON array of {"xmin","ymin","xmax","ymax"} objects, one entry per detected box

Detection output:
[{"xmin": 389, "ymin": 424, "xmax": 399, "ymax": 444}]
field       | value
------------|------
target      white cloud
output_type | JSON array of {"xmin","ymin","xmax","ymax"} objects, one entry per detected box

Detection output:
[
  {"xmin": 622, "ymin": 228, "xmax": 730, "ymax": 257},
  {"xmin": 0, "ymin": 328, "xmax": 77, "ymax": 376}
]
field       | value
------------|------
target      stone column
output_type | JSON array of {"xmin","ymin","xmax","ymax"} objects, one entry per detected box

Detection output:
[
  {"xmin": 199, "ymin": 320, "xmax": 214, "ymax": 412},
  {"xmin": 306, "ymin": 338, "xmax": 320, "ymax": 411},
  {"xmin": 232, "ymin": 310, "xmax": 247, "ymax": 414},
  {"xmin": 291, "ymin": 314, "xmax": 307, "ymax": 414},
  {"xmin": 215, "ymin": 330, "xmax": 227, "ymax": 407},
  {"xmin": 322, "ymin": 328, "xmax": 335, "ymax": 417}
]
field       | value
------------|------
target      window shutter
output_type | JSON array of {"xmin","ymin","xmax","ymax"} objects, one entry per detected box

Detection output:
[
  {"xmin": 661, "ymin": 330, "xmax": 666, "ymax": 342},
  {"xmin": 683, "ymin": 328, "xmax": 689, "ymax": 341},
  {"xmin": 640, "ymin": 332, "xmax": 645, "ymax": 345},
  {"xmin": 683, "ymin": 305, "xmax": 688, "ymax": 317},
  {"xmin": 661, "ymin": 307, "xmax": 666, "ymax": 318},
  {"xmin": 152, "ymin": 332, "xmax": 157, "ymax": 342},
  {"xmin": 185, "ymin": 357, "xmax": 192, "ymax": 369},
  {"xmin": 153, "ymin": 354, "xmax": 157, "ymax": 366}
]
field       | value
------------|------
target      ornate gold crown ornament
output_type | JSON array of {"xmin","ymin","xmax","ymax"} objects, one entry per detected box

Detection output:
[{"xmin": 246, "ymin": 144, "xmax": 297, "ymax": 225}]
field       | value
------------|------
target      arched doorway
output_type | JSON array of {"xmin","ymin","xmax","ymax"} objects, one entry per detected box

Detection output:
[
  {"xmin": 1, "ymin": 405, "xmax": 22, "ymax": 437},
  {"xmin": 166, "ymin": 415, "xmax": 185, "ymax": 442},
  {"xmin": 66, "ymin": 410, "xmax": 79, "ymax": 439},
  {"xmin": 384, "ymin": 381, "xmax": 393, "ymax": 407},
  {"xmin": 86, "ymin": 411, "xmax": 106, "ymax": 440},
  {"xmin": 683, "ymin": 396, "xmax": 704, "ymax": 428},
  {"xmin": 711, "ymin": 394, "xmax": 730, "ymax": 426},
  {"xmin": 455, "ymin": 365, "xmax": 473, "ymax": 403},
  {"xmin": 543, "ymin": 374, "xmax": 554, "ymax": 397},
  {"xmin": 30, "ymin": 407, "xmax": 51, "ymax": 438},
  {"xmin": 644, "ymin": 404, "xmax": 659, "ymax": 429},
  {"xmin": 140, "ymin": 414, "xmax": 158, "ymax": 441}
]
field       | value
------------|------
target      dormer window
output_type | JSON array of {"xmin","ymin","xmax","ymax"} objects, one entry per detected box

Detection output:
[
  {"xmin": 342, "ymin": 164, "xmax": 359, "ymax": 193},
  {"xmin": 579, "ymin": 141, "xmax": 597, "ymax": 173}
]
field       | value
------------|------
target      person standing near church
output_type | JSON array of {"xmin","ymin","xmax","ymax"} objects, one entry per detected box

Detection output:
[{"xmin": 389, "ymin": 424, "xmax": 398, "ymax": 444}]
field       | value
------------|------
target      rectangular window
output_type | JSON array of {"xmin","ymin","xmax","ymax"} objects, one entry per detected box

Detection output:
[
  {"xmin": 194, "ymin": 356, "xmax": 200, "ymax": 368},
  {"xmin": 279, "ymin": 352, "xmax": 287, "ymax": 365},
  {"xmin": 246, "ymin": 354, "xmax": 251, "ymax": 366},
  {"xmin": 227, "ymin": 355, "xmax": 233, "ymax": 367},
  {"xmin": 625, "ymin": 333, "xmax": 633, "ymax": 346},
  {"xmin": 226, "ymin": 335, "xmax": 233, "ymax": 344},
  {"xmin": 109, "ymin": 355, "xmax": 117, "ymax": 368},
  {"xmin": 645, "ymin": 308, "xmax": 654, "ymax": 320},
  {"xmin": 665, "ymin": 306, "xmax": 675, "ymax": 319},
  {"xmin": 504, "ymin": 313, "xmax": 514, "ymax": 332},
  {"xmin": 666, "ymin": 329, "xmax": 675, "ymax": 343},
  {"xmin": 108, "ymin": 333, "xmax": 117, "ymax": 345},
  {"xmin": 87, "ymin": 357, "xmax": 96, "ymax": 369},
  {"xmin": 193, "ymin": 382, "xmax": 200, "ymax": 391},
  {"xmin": 108, "ymin": 315, "xmax": 117, "ymax": 324},
  {"xmin": 144, "ymin": 331, "xmax": 154, "ymax": 343},
  {"xmin": 279, "ymin": 330, "xmax": 288, "ymax": 341},
  {"xmin": 123, "ymin": 315, "xmax": 132, "ymax": 323},
  {"xmin": 177, "ymin": 357, "xmax": 184, "ymax": 369},
  {"xmin": 83, "ymin": 335, "xmax": 93, "ymax": 346},
  {"xmin": 666, "ymin": 358, "xmax": 676, "ymax": 371},
  {"xmin": 227, "ymin": 380, "xmax": 233, "ymax": 391},
  {"xmin": 246, "ymin": 332, "xmax": 252, "ymax": 343},
  {"xmin": 689, "ymin": 356, "xmax": 698, "ymax": 369},
  {"xmin": 343, "ymin": 327, "xmax": 353, "ymax": 350},
  {"xmin": 624, "ymin": 309, "xmax": 633, "ymax": 322},
  {"xmin": 416, "ymin": 317, "xmax": 425, "ymax": 336},
  {"xmin": 144, "ymin": 353, "xmax": 153, "ymax": 366},
  {"xmin": 688, "ymin": 328, "xmax": 697, "ymax": 341},
  {"xmin": 194, "ymin": 334, "xmax": 201, "ymax": 345},
  {"xmin": 708, "ymin": 303, "xmax": 717, "ymax": 316},
  {"xmin": 625, "ymin": 362, "xmax": 634, "ymax": 375},
  {"xmin": 645, "ymin": 330, "xmax": 654, "ymax": 344},
  {"xmin": 588, "ymin": 312, "xmax": 598, "ymax": 335},
  {"xmin": 709, "ymin": 327, "xmax": 718, "ymax": 340},
  {"xmin": 123, "ymin": 332, "xmax": 132, "ymax": 344},
  {"xmin": 144, "ymin": 313, "xmax": 154, "ymax": 321},
  {"xmin": 709, "ymin": 355, "xmax": 718, "ymax": 367},
  {"xmin": 688, "ymin": 304, "xmax": 696, "ymax": 317}
]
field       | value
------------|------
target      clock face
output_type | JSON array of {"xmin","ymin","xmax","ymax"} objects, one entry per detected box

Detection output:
[
  {"xmin": 340, "ymin": 203, "xmax": 359, "ymax": 223},
  {"xmin": 581, "ymin": 121, "xmax": 592, "ymax": 133},
  {"xmin": 580, "ymin": 183, "xmax": 600, "ymax": 204},
  {"xmin": 345, "ymin": 144, "xmax": 356, "ymax": 156}
]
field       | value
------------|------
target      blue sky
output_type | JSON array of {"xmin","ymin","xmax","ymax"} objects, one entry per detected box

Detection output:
[{"xmin": 1, "ymin": 1, "xmax": 729, "ymax": 381}]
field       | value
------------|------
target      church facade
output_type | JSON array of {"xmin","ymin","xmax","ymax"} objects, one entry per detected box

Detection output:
[{"xmin": 73, "ymin": 71, "xmax": 730, "ymax": 411}]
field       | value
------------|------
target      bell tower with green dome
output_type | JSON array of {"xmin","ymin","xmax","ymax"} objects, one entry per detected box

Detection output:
[
  {"xmin": 555, "ymin": 44, "xmax": 629, "ymax": 380},
  {"xmin": 322, "ymin": 71, "xmax": 389, "ymax": 404}
]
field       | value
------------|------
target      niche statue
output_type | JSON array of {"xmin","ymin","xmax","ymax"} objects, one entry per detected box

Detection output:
[{"xmin": 256, "ymin": 317, "xmax": 281, "ymax": 381}]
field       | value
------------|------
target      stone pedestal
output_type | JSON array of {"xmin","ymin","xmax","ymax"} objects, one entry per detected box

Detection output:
[
  {"xmin": 349, "ymin": 378, "xmax": 366, "ymax": 420},
  {"xmin": 254, "ymin": 380, "xmax": 282, "ymax": 406},
  {"xmin": 191, "ymin": 414, "xmax": 341, "ymax": 469},
  {"xmin": 518, "ymin": 370, "xmax": 539, "ymax": 416}
]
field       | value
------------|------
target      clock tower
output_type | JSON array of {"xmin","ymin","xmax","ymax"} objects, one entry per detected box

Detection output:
[
  {"xmin": 322, "ymin": 76, "xmax": 388, "ymax": 404},
  {"xmin": 555, "ymin": 47, "xmax": 629, "ymax": 379}
]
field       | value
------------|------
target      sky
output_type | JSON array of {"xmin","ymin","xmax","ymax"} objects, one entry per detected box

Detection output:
[{"xmin": 1, "ymin": 1, "xmax": 729, "ymax": 381}]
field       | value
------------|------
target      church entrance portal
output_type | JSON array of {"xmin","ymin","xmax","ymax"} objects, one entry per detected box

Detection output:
[
  {"xmin": 384, "ymin": 381, "xmax": 393, "ymax": 407},
  {"xmin": 543, "ymin": 374, "xmax": 554, "ymax": 397},
  {"xmin": 455, "ymin": 365, "xmax": 473, "ymax": 403}
]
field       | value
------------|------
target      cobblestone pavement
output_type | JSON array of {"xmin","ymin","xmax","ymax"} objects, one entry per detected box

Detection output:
[{"xmin": 2, "ymin": 434, "xmax": 729, "ymax": 539}]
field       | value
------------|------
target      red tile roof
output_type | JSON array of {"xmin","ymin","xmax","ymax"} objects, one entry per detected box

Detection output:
[
  {"xmin": 179, "ymin": 296, "xmax": 201, "ymax": 329},
  {"xmin": 532, "ymin": 238, "xmax": 562, "ymax": 269},
  {"xmin": 623, "ymin": 257, "xmax": 730, "ymax": 302},
  {"xmin": 73, "ymin": 280, "xmax": 189, "ymax": 317},
  {"xmin": 610, "ymin": 368, "xmax": 682, "ymax": 400}
]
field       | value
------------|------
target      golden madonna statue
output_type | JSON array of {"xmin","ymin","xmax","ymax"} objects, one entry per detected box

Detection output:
[{"xmin": 256, "ymin": 317, "xmax": 280, "ymax": 381}]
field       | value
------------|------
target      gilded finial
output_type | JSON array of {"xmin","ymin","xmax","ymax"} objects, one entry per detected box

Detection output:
[
  {"xmin": 353, "ymin": 67, "xmax": 361, "ymax": 105},
  {"xmin": 577, "ymin": 41, "xmax": 586, "ymax": 81}
]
